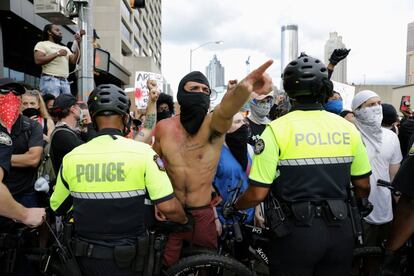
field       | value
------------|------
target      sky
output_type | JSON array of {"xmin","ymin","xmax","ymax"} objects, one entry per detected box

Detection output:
[{"xmin": 161, "ymin": 0, "xmax": 414, "ymax": 96}]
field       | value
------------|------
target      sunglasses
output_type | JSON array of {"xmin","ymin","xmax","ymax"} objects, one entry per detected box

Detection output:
[{"xmin": 0, "ymin": 88, "xmax": 20, "ymax": 95}]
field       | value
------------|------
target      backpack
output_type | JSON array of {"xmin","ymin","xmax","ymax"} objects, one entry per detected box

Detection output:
[{"xmin": 37, "ymin": 127, "xmax": 76, "ymax": 186}]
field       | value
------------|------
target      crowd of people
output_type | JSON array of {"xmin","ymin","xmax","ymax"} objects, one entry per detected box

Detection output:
[{"xmin": 0, "ymin": 23, "xmax": 413, "ymax": 276}]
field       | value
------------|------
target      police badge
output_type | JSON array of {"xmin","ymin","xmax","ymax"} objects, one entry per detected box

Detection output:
[
  {"xmin": 254, "ymin": 138, "xmax": 265, "ymax": 154},
  {"xmin": 153, "ymin": 154, "xmax": 166, "ymax": 171}
]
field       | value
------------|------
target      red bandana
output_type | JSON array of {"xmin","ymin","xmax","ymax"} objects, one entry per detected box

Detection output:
[{"xmin": 0, "ymin": 92, "xmax": 21, "ymax": 133}]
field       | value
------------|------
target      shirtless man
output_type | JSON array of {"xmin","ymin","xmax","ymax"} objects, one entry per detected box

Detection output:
[{"xmin": 154, "ymin": 60, "xmax": 273, "ymax": 266}]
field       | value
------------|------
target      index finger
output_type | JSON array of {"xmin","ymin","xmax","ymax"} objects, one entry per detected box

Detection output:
[{"xmin": 253, "ymin": 60, "xmax": 273, "ymax": 75}]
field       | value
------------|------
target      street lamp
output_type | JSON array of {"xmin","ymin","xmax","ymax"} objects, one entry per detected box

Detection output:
[{"xmin": 189, "ymin": 40, "xmax": 223, "ymax": 71}]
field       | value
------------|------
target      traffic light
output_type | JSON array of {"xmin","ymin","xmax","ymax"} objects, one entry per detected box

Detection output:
[{"xmin": 129, "ymin": 0, "xmax": 145, "ymax": 9}]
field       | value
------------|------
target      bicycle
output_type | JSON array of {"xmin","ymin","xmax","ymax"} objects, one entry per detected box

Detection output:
[
  {"xmin": 351, "ymin": 179, "xmax": 412, "ymax": 276},
  {"xmin": 217, "ymin": 180, "xmax": 270, "ymax": 275}
]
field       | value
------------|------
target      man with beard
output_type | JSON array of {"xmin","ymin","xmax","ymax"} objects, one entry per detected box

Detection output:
[
  {"xmin": 154, "ymin": 61, "xmax": 273, "ymax": 266},
  {"xmin": 352, "ymin": 91, "xmax": 403, "ymax": 276},
  {"xmin": 34, "ymin": 24, "xmax": 82, "ymax": 97},
  {"xmin": 156, "ymin": 93, "xmax": 175, "ymax": 122}
]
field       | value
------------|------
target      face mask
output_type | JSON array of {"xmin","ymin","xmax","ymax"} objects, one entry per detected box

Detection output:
[
  {"xmin": 22, "ymin": 108, "xmax": 40, "ymax": 118},
  {"xmin": 249, "ymin": 98, "xmax": 272, "ymax": 125},
  {"xmin": 354, "ymin": 105, "xmax": 383, "ymax": 128},
  {"xmin": 157, "ymin": 110, "xmax": 172, "ymax": 122},
  {"xmin": 0, "ymin": 92, "xmax": 21, "ymax": 133},
  {"xmin": 324, "ymin": 99, "xmax": 343, "ymax": 114},
  {"xmin": 51, "ymin": 33, "xmax": 62, "ymax": 44},
  {"xmin": 177, "ymin": 71, "xmax": 211, "ymax": 135},
  {"xmin": 225, "ymin": 124, "xmax": 249, "ymax": 171},
  {"xmin": 132, "ymin": 119, "xmax": 142, "ymax": 128}
]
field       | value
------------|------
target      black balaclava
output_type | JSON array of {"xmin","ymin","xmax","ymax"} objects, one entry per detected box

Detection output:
[
  {"xmin": 225, "ymin": 124, "xmax": 249, "ymax": 171},
  {"xmin": 177, "ymin": 71, "xmax": 210, "ymax": 135},
  {"xmin": 157, "ymin": 110, "xmax": 172, "ymax": 121}
]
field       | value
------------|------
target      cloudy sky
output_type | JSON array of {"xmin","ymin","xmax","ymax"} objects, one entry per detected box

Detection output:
[{"xmin": 161, "ymin": 0, "xmax": 414, "ymax": 95}]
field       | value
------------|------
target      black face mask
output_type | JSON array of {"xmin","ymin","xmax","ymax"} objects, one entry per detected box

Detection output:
[
  {"xmin": 132, "ymin": 119, "xmax": 142, "ymax": 128},
  {"xmin": 22, "ymin": 108, "xmax": 40, "ymax": 118},
  {"xmin": 177, "ymin": 71, "xmax": 210, "ymax": 135},
  {"xmin": 225, "ymin": 124, "xmax": 249, "ymax": 171},
  {"xmin": 51, "ymin": 33, "xmax": 62, "ymax": 44},
  {"xmin": 157, "ymin": 110, "xmax": 172, "ymax": 122}
]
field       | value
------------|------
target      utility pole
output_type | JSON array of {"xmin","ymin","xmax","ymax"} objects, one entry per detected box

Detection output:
[{"xmin": 76, "ymin": 0, "xmax": 94, "ymax": 102}]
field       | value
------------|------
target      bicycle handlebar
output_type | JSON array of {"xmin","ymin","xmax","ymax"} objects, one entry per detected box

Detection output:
[{"xmin": 377, "ymin": 179, "xmax": 401, "ymax": 197}]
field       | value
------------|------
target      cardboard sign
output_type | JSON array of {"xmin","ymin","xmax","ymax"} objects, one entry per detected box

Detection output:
[
  {"xmin": 134, "ymin": 72, "xmax": 163, "ymax": 109},
  {"xmin": 332, "ymin": 81, "xmax": 355, "ymax": 111}
]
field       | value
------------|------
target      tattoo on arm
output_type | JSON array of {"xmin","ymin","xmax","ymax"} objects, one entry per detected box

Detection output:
[{"xmin": 143, "ymin": 114, "xmax": 156, "ymax": 129}]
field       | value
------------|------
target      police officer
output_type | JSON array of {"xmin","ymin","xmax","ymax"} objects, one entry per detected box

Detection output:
[
  {"xmin": 379, "ymin": 143, "xmax": 414, "ymax": 276},
  {"xmin": 50, "ymin": 84, "xmax": 188, "ymax": 276},
  {"xmin": 226, "ymin": 54, "xmax": 372, "ymax": 276}
]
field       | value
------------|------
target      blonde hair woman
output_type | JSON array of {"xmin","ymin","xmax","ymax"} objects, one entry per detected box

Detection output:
[{"xmin": 21, "ymin": 90, "xmax": 55, "ymax": 143}]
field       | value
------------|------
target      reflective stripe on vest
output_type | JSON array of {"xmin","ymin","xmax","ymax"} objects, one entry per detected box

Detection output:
[
  {"xmin": 71, "ymin": 189, "xmax": 146, "ymax": 200},
  {"xmin": 279, "ymin": 156, "xmax": 354, "ymax": 166}
]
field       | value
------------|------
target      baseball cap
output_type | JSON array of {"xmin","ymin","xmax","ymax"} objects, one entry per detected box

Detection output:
[
  {"xmin": 0, "ymin": 78, "xmax": 26, "ymax": 95},
  {"xmin": 251, "ymin": 91, "xmax": 273, "ymax": 101},
  {"xmin": 52, "ymin": 94, "xmax": 77, "ymax": 114}
]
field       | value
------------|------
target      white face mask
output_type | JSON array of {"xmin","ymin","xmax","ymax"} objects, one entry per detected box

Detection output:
[
  {"xmin": 354, "ymin": 105, "xmax": 383, "ymax": 128},
  {"xmin": 354, "ymin": 105, "xmax": 383, "ymax": 158}
]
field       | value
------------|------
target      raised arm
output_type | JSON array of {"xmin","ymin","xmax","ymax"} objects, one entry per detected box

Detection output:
[
  {"xmin": 211, "ymin": 60, "xmax": 273, "ymax": 135},
  {"xmin": 135, "ymin": 80, "xmax": 159, "ymax": 144},
  {"xmin": 69, "ymin": 30, "xmax": 84, "ymax": 64}
]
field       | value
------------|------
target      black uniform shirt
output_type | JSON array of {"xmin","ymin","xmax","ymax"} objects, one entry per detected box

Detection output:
[{"xmin": 393, "ymin": 145, "xmax": 414, "ymax": 197}]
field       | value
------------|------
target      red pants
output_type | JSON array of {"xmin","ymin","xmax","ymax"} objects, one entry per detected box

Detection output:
[{"xmin": 163, "ymin": 206, "xmax": 218, "ymax": 266}]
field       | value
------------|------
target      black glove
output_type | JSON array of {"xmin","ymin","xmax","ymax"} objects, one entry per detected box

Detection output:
[
  {"xmin": 329, "ymin": 48, "xmax": 351, "ymax": 65},
  {"xmin": 222, "ymin": 203, "xmax": 237, "ymax": 219},
  {"xmin": 357, "ymin": 197, "xmax": 373, "ymax": 217},
  {"xmin": 379, "ymin": 249, "xmax": 401, "ymax": 276}
]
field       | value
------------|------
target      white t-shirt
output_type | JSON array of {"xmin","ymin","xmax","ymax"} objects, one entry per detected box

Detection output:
[
  {"xmin": 34, "ymin": 41, "xmax": 72, "ymax": 78},
  {"xmin": 364, "ymin": 128, "xmax": 402, "ymax": 224}
]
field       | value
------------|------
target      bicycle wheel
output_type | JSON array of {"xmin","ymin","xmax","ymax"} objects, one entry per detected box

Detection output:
[{"xmin": 165, "ymin": 253, "xmax": 252, "ymax": 276}]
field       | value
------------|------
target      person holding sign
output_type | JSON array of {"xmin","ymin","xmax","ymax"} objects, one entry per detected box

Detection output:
[{"xmin": 154, "ymin": 61, "xmax": 274, "ymax": 266}]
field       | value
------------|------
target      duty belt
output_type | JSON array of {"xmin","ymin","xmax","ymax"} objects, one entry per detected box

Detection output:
[{"xmin": 72, "ymin": 239, "xmax": 114, "ymax": 259}]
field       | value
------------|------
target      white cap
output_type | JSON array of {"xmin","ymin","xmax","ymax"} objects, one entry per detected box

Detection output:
[
  {"xmin": 251, "ymin": 91, "xmax": 274, "ymax": 101},
  {"xmin": 351, "ymin": 90, "xmax": 380, "ymax": 111}
]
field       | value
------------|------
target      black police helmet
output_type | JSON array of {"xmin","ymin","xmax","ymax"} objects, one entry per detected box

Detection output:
[
  {"xmin": 88, "ymin": 84, "xmax": 130, "ymax": 118},
  {"xmin": 282, "ymin": 53, "xmax": 329, "ymax": 99}
]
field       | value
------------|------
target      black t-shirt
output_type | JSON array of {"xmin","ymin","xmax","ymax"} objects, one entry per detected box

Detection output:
[
  {"xmin": 398, "ymin": 118, "xmax": 414, "ymax": 157},
  {"xmin": 0, "ymin": 131, "xmax": 13, "ymax": 175},
  {"xmin": 50, "ymin": 125, "xmax": 85, "ymax": 174},
  {"xmin": 2, "ymin": 115, "xmax": 43, "ymax": 196},
  {"xmin": 247, "ymin": 117, "xmax": 267, "ymax": 146},
  {"xmin": 393, "ymin": 150, "xmax": 414, "ymax": 197}
]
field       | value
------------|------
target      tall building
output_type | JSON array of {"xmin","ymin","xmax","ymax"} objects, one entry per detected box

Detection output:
[
  {"xmin": 281, "ymin": 25, "xmax": 298, "ymax": 73},
  {"xmin": 324, "ymin": 32, "xmax": 347, "ymax": 83},
  {"xmin": 206, "ymin": 55, "xmax": 224, "ymax": 89},
  {"xmin": 93, "ymin": 0, "xmax": 162, "ymax": 86},
  {"xmin": 406, "ymin": 22, "xmax": 414, "ymax": 84}
]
